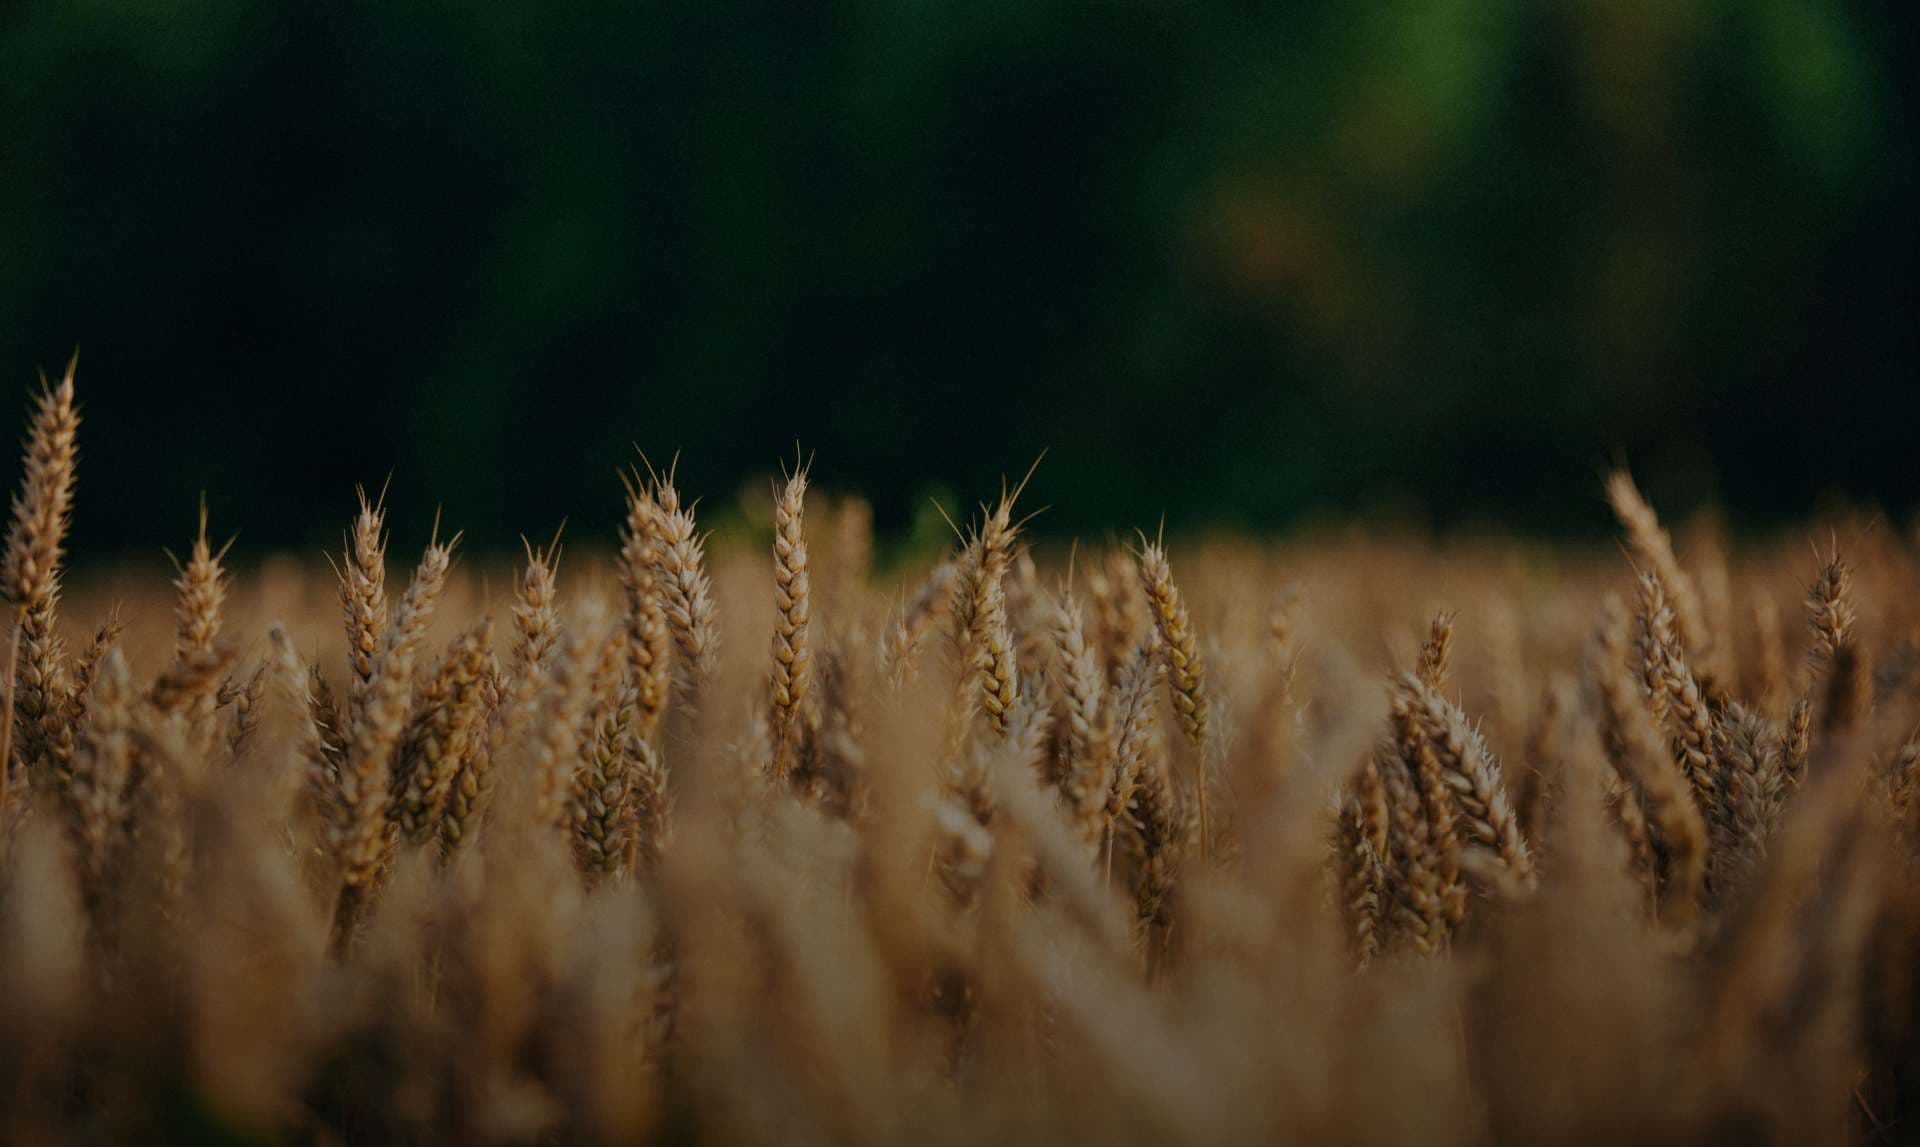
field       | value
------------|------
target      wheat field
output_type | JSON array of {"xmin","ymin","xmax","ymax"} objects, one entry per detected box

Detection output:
[{"xmin": 3, "ymin": 364, "xmax": 1919, "ymax": 1144}]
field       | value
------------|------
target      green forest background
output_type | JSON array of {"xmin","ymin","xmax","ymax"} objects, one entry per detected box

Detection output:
[{"xmin": 2, "ymin": 1, "xmax": 1913, "ymax": 556}]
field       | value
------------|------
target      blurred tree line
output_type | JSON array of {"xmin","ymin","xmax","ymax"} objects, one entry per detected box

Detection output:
[{"xmin": 1, "ymin": 0, "xmax": 1913, "ymax": 557}]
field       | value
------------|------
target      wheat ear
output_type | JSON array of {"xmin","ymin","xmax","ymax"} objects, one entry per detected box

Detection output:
[
  {"xmin": 3, "ymin": 358, "xmax": 80, "ymax": 798},
  {"xmin": 618, "ymin": 477, "xmax": 672, "ymax": 742},
  {"xmin": 1135, "ymin": 535, "xmax": 1210, "ymax": 862},
  {"xmin": 1607, "ymin": 469, "xmax": 1708, "ymax": 660},
  {"xmin": 769, "ymin": 460, "xmax": 813, "ymax": 780},
  {"xmin": 388, "ymin": 618, "xmax": 494, "ymax": 850},
  {"xmin": 642, "ymin": 458, "xmax": 719, "ymax": 689},
  {"xmin": 332, "ymin": 531, "xmax": 454, "ymax": 947},
  {"xmin": 166, "ymin": 498, "xmax": 231, "ymax": 748}
]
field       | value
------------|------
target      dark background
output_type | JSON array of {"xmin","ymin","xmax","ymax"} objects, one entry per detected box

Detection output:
[{"xmin": 3, "ymin": 1, "xmax": 1914, "ymax": 560}]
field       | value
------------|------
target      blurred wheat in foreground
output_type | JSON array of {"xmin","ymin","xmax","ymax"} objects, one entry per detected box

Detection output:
[{"xmin": 5, "ymin": 368, "xmax": 1920, "ymax": 1146}]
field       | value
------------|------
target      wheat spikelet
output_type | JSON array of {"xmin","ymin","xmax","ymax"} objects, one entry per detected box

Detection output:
[
  {"xmin": 1100, "ymin": 645, "xmax": 1162, "ymax": 879},
  {"xmin": 62, "ymin": 611, "xmax": 123, "ymax": 750},
  {"xmin": 1597, "ymin": 633, "xmax": 1709, "ymax": 928},
  {"xmin": 627, "ymin": 736, "xmax": 671, "ymax": 873},
  {"xmin": 225, "ymin": 661, "xmax": 268, "ymax": 760},
  {"xmin": 524, "ymin": 610, "xmax": 600, "ymax": 834},
  {"xmin": 618, "ymin": 478, "xmax": 673, "ymax": 742},
  {"xmin": 1053, "ymin": 602, "xmax": 1115, "ymax": 860},
  {"xmin": 805, "ymin": 636, "xmax": 868, "ymax": 819},
  {"xmin": 4, "ymin": 358, "xmax": 80, "ymax": 797},
  {"xmin": 1634, "ymin": 572, "xmax": 1724, "ymax": 834},
  {"xmin": 1087, "ymin": 550, "xmax": 1147, "ymax": 684},
  {"xmin": 439, "ymin": 542, "xmax": 550, "ymax": 862},
  {"xmin": 642, "ymin": 461, "xmax": 718, "ymax": 689},
  {"xmin": 1804, "ymin": 549, "xmax": 1870, "ymax": 739},
  {"xmin": 305, "ymin": 662, "xmax": 347, "ymax": 804},
  {"xmin": 584, "ymin": 675, "xmax": 642, "ymax": 876},
  {"xmin": 1376, "ymin": 742, "xmax": 1453, "ymax": 955},
  {"xmin": 1716, "ymin": 703, "xmax": 1791, "ymax": 895},
  {"xmin": 1390, "ymin": 681, "xmax": 1469, "ymax": 925},
  {"xmin": 1402, "ymin": 673, "xmax": 1535, "ymax": 888},
  {"xmin": 573, "ymin": 631, "xmax": 640, "ymax": 878},
  {"xmin": 949, "ymin": 482, "xmax": 1028, "ymax": 737},
  {"xmin": 506, "ymin": 532, "xmax": 563, "ymax": 710},
  {"xmin": 1044, "ymin": 587, "xmax": 1104, "ymax": 788},
  {"xmin": 337, "ymin": 485, "xmax": 388, "ymax": 713},
  {"xmin": 768, "ymin": 462, "xmax": 813, "ymax": 779},
  {"xmin": 1135, "ymin": 537, "xmax": 1211, "ymax": 864},
  {"xmin": 63, "ymin": 645, "xmax": 134, "ymax": 914},
  {"xmin": 1416, "ymin": 610, "xmax": 1455, "ymax": 690},
  {"xmin": 432, "ymin": 653, "xmax": 501, "ymax": 864},
  {"xmin": 166, "ymin": 499, "xmax": 231, "ymax": 747},
  {"xmin": 333, "ymin": 532, "xmax": 453, "ymax": 931},
  {"xmin": 149, "ymin": 640, "xmax": 241, "ymax": 718},
  {"xmin": 881, "ymin": 557, "xmax": 955, "ymax": 688},
  {"xmin": 1335, "ymin": 790, "xmax": 1389, "ymax": 966},
  {"xmin": 1607, "ymin": 468, "xmax": 1708, "ymax": 659},
  {"xmin": 1126, "ymin": 743, "xmax": 1184, "ymax": 933},
  {"xmin": 387, "ymin": 617, "xmax": 494, "ymax": 850},
  {"xmin": 1134, "ymin": 538, "xmax": 1208, "ymax": 749}
]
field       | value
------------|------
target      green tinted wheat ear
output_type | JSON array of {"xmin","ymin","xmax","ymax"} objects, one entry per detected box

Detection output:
[
  {"xmin": 618, "ymin": 479, "xmax": 672, "ymax": 741},
  {"xmin": 643, "ymin": 462, "xmax": 719, "ymax": 689},
  {"xmin": 769, "ymin": 462, "xmax": 813, "ymax": 780},
  {"xmin": 4, "ymin": 359, "xmax": 80, "ymax": 796}
]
